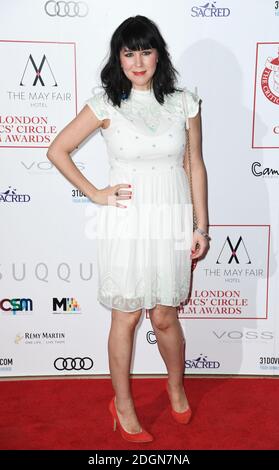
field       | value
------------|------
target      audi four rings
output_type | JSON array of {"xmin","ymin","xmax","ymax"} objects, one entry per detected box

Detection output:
[
  {"xmin": 45, "ymin": 1, "xmax": 89, "ymax": 17},
  {"xmin": 54, "ymin": 357, "xmax": 93, "ymax": 370}
]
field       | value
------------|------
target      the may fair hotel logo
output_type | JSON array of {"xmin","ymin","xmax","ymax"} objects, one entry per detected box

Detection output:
[
  {"xmin": 0, "ymin": 40, "xmax": 77, "ymax": 148},
  {"xmin": 252, "ymin": 44, "xmax": 279, "ymax": 149},
  {"xmin": 179, "ymin": 225, "xmax": 270, "ymax": 320}
]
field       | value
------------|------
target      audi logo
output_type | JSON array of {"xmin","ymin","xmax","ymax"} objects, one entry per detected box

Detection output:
[
  {"xmin": 54, "ymin": 357, "xmax": 94, "ymax": 370},
  {"xmin": 45, "ymin": 1, "xmax": 89, "ymax": 17}
]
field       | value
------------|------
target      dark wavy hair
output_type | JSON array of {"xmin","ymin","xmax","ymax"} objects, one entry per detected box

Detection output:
[{"xmin": 100, "ymin": 15, "xmax": 182, "ymax": 107}]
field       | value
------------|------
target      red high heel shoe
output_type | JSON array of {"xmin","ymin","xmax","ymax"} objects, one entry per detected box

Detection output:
[
  {"xmin": 109, "ymin": 397, "xmax": 154, "ymax": 443},
  {"xmin": 166, "ymin": 383, "xmax": 192, "ymax": 424}
]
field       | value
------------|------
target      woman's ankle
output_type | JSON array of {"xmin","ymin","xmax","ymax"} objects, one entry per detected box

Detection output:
[
  {"xmin": 167, "ymin": 379, "xmax": 184, "ymax": 390},
  {"xmin": 115, "ymin": 395, "xmax": 135, "ymax": 413}
]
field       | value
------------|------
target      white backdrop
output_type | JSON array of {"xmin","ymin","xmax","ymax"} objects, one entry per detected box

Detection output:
[{"xmin": 1, "ymin": 0, "xmax": 279, "ymax": 377}]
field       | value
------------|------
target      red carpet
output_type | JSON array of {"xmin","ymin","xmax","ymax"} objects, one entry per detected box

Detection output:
[{"xmin": 0, "ymin": 377, "xmax": 278, "ymax": 450}]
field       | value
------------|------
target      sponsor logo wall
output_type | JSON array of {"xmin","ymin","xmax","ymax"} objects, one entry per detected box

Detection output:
[{"xmin": 1, "ymin": 0, "xmax": 278, "ymax": 376}]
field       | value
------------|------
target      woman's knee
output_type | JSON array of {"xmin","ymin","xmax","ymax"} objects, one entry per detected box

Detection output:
[
  {"xmin": 149, "ymin": 304, "xmax": 177, "ymax": 330},
  {"xmin": 111, "ymin": 308, "xmax": 142, "ymax": 328}
]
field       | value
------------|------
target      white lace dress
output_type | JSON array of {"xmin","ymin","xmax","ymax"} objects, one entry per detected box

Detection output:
[{"xmin": 85, "ymin": 85, "xmax": 201, "ymax": 312}]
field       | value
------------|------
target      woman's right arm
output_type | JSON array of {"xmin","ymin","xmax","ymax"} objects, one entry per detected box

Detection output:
[
  {"xmin": 46, "ymin": 105, "xmax": 102, "ymax": 202},
  {"xmin": 47, "ymin": 105, "xmax": 131, "ymax": 207}
]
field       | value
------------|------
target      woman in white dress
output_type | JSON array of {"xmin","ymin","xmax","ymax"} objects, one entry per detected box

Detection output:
[{"xmin": 47, "ymin": 15, "xmax": 210, "ymax": 443}]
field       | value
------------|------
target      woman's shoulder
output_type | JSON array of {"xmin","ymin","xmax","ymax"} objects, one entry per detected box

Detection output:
[
  {"xmin": 166, "ymin": 86, "xmax": 201, "ymax": 119},
  {"xmin": 87, "ymin": 85, "xmax": 110, "ymax": 106},
  {"xmin": 85, "ymin": 85, "xmax": 111, "ymax": 121}
]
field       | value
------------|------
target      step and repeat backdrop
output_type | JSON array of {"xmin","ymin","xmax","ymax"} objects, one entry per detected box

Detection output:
[{"xmin": 1, "ymin": 0, "xmax": 279, "ymax": 377}]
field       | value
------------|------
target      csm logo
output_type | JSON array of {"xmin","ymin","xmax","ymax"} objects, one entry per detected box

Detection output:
[{"xmin": 0, "ymin": 298, "xmax": 33, "ymax": 314}]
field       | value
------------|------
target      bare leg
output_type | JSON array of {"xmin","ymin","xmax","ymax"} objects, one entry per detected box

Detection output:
[
  {"xmin": 108, "ymin": 307, "xmax": 143, "ymax": 433},
  {"xmin": 149, "ymin": 304, "xmax": 189, "ymax": 412}
]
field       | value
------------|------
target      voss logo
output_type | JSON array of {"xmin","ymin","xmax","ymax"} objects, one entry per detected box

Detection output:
[{"xmin": 213, "ymin": 330, "xmax": 273, "ymax": 341}]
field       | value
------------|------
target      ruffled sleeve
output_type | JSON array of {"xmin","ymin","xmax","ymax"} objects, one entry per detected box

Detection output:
[
  {"xmin": 180, "ymin": 87, "xmax": 201, "ymax": 129},
  {"xmin": 84, "ymin": 86, "xmax": 111, "ymax": 121},
  {"xmin": 184, "ymin": 88, "xmax": 201, "ymax": 118}
]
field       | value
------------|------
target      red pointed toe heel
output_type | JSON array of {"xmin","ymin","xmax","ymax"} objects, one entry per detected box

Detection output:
[
  {"xmin": 171, "ymin": 405, "xmax": 192, "ymax": 424},
  {"xmin": 166, "ymin": 383, "xmax": 192, "ymax": 424},
  {"xmin": 109, "ymin": 397, "xmax": 154, "ymax": 443}
]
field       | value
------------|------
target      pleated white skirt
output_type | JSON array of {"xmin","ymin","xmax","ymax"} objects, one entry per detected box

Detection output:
[{"xmin": 96, "ymin": 164, "xmax": 193, "ymax": 312}]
